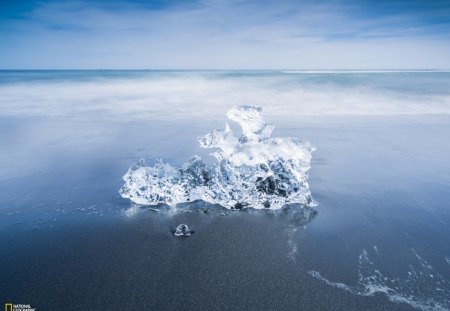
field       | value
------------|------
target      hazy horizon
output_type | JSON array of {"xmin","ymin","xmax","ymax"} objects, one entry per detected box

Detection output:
[{"xmin": 1, "ymin": 68, "xmax": 450, "ymax": 71}]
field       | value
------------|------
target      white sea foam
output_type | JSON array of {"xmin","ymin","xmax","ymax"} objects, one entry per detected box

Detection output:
[
  {"xmin": 1, "ymin": 71, "xmax": 450, "ymax": 120},
  {"xmin": 119, "ymin": 106, "xmax": 315, "ymax": 210},
  {"xmin": 308, "ymin": 271, "xmax": 353, "ymax": 292},
  {"xmin": 309, "ymin": 248, "xmax": 450, "ymax": 311}
]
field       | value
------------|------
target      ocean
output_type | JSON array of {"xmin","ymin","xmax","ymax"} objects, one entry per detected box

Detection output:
[{"xmin": 1, "ymin": 70, "xmax": 450, "ymax": 310}]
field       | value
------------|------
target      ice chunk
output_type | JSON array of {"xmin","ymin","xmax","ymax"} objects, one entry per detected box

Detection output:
[
  {"xmin": 119, "ymin": 106, "xmax": 316, "ymax": 210},
  {"xmin": 174, "ymin": 224, "xmax": 191, "ymax": 237},
  {"xmin": 226, "ymin": 106, "xmax": 274, "ymax": 142}
]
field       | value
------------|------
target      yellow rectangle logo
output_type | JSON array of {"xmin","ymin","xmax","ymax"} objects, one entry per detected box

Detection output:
[{"xmin": 5, "ymin": 303, "xmax": 13, "ymax": 311}]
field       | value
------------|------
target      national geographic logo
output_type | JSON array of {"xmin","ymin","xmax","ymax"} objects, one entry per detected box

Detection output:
[{"xmin": 4, "ymin": 303, "xmax": 36, "ymax": 311}]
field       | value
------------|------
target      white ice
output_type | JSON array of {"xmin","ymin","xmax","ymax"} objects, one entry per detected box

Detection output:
[{"xmin": 119, "ymin": 106, "xmax": 316, "ymax": 210}]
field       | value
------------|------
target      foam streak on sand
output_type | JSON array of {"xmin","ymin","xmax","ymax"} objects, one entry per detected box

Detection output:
[
  {"xmin": 309, "ymin": 249, "xmax": 450, "ymax": 311},
  {"xmin": 119, "ymin": 106, "xmax": 315, "ymax": 210}
]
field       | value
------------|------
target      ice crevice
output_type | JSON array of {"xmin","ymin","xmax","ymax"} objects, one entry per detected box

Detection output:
[{"xmin": 119, "ymin": 106, "xmax": 316, "ymax": 210}]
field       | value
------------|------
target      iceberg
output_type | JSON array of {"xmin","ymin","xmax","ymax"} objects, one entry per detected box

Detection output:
[{"xmin": 119, "ymin": 106, "xmax": 316, "ymax": 210}]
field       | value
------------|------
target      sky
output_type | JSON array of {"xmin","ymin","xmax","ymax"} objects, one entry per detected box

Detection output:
[{"xmin": 0, "ymin": 0, "xmax": 450, "ymax": 69}]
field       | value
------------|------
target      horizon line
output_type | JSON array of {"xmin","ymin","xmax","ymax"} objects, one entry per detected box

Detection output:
[{"xmin": 1, "ymin": 69, "xmax": 450, "ymax": 72}]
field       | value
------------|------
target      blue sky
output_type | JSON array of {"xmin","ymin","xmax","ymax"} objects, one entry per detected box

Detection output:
[{"xmin": 0, "ymin": 0, "xmax": 449, "ymax": 69}]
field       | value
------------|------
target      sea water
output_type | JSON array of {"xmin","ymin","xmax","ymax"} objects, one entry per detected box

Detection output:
[{"xmin": 1, "ymin": 70, "xmax": 450, "ymax": 310}]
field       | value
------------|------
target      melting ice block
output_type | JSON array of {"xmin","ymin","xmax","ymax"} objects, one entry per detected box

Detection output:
[
  {"xmin": 174, "ymin": 224, "xmax": 192, "ymax": 237},
  {"xmin": 119, "ymin": 106, "xmax": 316, "ymax": 210}
]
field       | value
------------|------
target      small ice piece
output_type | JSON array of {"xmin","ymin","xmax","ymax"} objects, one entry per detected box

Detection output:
[
  {"xmin": 119, "ymin": 106, "xmax": 316, "ymax": 210},
  {"xmin": 174, "ymin": 224, "xmax": 191, "ymax": 237}
]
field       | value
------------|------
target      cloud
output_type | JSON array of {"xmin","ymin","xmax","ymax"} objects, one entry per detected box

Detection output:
[{"xmin": 0, "ymin": 0, "xmax": 449, "ymax": 68}]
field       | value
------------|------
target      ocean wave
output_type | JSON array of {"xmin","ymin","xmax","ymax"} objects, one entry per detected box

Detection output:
[{"xmin": 1, "ymin": 71, "xmax": 450, "ymax": 120}]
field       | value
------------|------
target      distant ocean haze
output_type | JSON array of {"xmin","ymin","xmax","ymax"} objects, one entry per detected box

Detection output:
[{"xmin": 0, "ymin": 70, "xmax": 449, "ymax": 121}]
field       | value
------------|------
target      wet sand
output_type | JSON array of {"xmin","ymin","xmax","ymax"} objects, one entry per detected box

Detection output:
[{"xmin": 1, "ymin": 115, "xmax": 450, "ymax": 310}]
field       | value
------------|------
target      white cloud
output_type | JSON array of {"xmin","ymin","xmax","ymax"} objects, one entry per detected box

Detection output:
[{"xmin": 1, "ymin": 0, "xmax": 449, "ymax": 68}]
